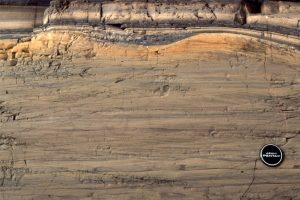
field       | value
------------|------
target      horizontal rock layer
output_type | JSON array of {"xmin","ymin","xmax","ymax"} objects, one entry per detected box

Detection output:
[
  {"xmin": 42, "ymin": 0, "xmax": 300, "ymax": 36},
  {"xmin": 44, "ymin": 1, "xmax": 240, "ymax": 26},
  {"xmin": 0, "ymin": 29, "xmax": 300, "ymax": 200},
  {"xmin": 0, "ymin": 0, "xmax": 50, "ymax": 6},
  {"xmin": 1, "ymin": 26, "xmax": 299, "ymax": 64},
  {"xmin": 0, "ymin": 1, "xmax": 299, "ymax": 36},
  {"xmin": 0, "ymin": 6, "xmax": 46, "ymax": 32},
  {"xmin": 0, "ymin": 1, "xmax": 300, "ymax": 199}
]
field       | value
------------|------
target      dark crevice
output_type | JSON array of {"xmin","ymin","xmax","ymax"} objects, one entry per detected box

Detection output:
[
  {"xmin": 243, "ymin": 0, "xmax": 263, "ymax": 14},
  {"xmin": 106, "ymin": 23, "xmax": 126, "ymax": 30},
  {"xmin": 240, "ymin": 159, "xmax": 258, "ymax": 200}
]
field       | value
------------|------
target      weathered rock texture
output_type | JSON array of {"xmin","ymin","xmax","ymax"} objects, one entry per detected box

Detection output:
[
  {"xmin": 0, "ymin": 28, "xmax": 300, "ymax": 200},
  {"xmin": 0, "ymin": 1, "xmax": 300, "ymax": 200},
  {"xmin": 0, "ymin": 6, "xmax": 46, "ymax": 32},
  {"xmin": 0, "ymin": 0, "xmax": 50, "ymax": 6},
  {"xmin": 1, "ymin": 0, "xmax": 300, "ymax": 36},
  {"xmin": 42, "ymin": 0, "xmax": 300, "ymax": 36},
  {"xmin": 261, "ymin": 0, "xmax": 300, "ymax": 14}
]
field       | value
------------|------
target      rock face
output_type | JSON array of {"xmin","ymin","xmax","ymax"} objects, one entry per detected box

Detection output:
[
  {"xmin": 44, "ymin": 1, "xmax": 102, "ymax": 26},
  {"xmin": 0, "ymin": 1, "xmax": 300, "ymax": 200},
  {"xmin": 0, "ymin": 0, "xmax": 50, "ymax": 6},
  {"xmin": 0, "ymin": 0, "xmax": 299, "ymax": 35},
  {"xmin": 0, "ymin": 6, "xmax": 46, "ymax": 32},
  {"xmin": 41, "ymin": 0, "xmax": 300, "ymax": 35},
  {"xmin": 0, "ymin": 29, "xmax": 300, "ymax": 200},
  {"xmin": 261, "ymin": 0, "xmax": 300, "ymax": 14}
]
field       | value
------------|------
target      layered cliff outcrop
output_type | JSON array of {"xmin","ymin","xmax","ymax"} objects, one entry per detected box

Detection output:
[
  {"xmin": 41, "ymin": 0, "xmax": 300, "ymax": 36},
  {"xmin": 0, "ymin": 21, "xmax": 300, "ymax": 200},
  {"xmin": 1, "ymin": 0, "xmax": 299, "ymax": 36},
  {"xmin": 0, "ymin": 2, "xmax": 300, "ymax": 200},
  {"xmin": 43, "ymin": 0, "xmax": 240, "ymax": 27},
  {"xmin": 0, "ymin": 0, "xmax": 299, "ymax": 68}
]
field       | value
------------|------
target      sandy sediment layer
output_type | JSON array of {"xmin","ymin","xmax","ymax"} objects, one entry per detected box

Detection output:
[
  {"xmin": 0, "ymin": 27, "xmax": 300, "ymax": 200},
  {"xmin": 0, "ymin": 27, "xmax": 299, "ymax": 66},
  {"xmin": 0, "ymin": 2, "xmax": 299, "ymax": 199},
  {"xmin": 0, "ymin": 2, "xmax": 300, "ymax": 199}
]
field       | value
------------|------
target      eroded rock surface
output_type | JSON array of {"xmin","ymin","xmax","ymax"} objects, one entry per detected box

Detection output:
[
  {"xmin": 0, "ymin": 1, "xmax": 300, "ymax": 200},
  {"xmin": 41, "ymin": 0, "xmax": 300, "ymax": 36}
]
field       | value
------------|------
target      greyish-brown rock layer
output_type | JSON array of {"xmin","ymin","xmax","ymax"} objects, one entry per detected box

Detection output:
[
  {"xmin": 41, "ymin": 0, "xmax": 300, "ymax": 36},
  {"xmin": 0, "ymin": 6, "xmax": 46, "ymax": 32},
  {"xmin": 0, "ymin": 29, "xmax": 300, "ymax": 200},
  {"xmin": 1, "ymin": 1, "xmax": 300, "ymax": 36},
  {"xmin": 0, "ymin": 1, "xmax": 300, "ymax": 200}
]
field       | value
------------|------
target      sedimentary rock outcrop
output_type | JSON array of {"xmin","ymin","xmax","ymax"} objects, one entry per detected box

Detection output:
[
  {"xmin": 0, "ymin": 0, "xmax": 50, "ymax": 6},
  {"xmin": 0, "ymin": 28, "xmax": 300, "ymax": 200},
  {"xmin": 0, "ymin": 6, "xmax": 45, "ymax": 32},
  {"xmin": 0, "ymin": 1, "xmax": 300, "ymax": 200},
  {"xmin": 1, "ymin": 0, "xmax": 299, "ymax": 36},
  {"xmin": 42, "ymin": 0, "xmax": 300, "ymax": 36}
]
